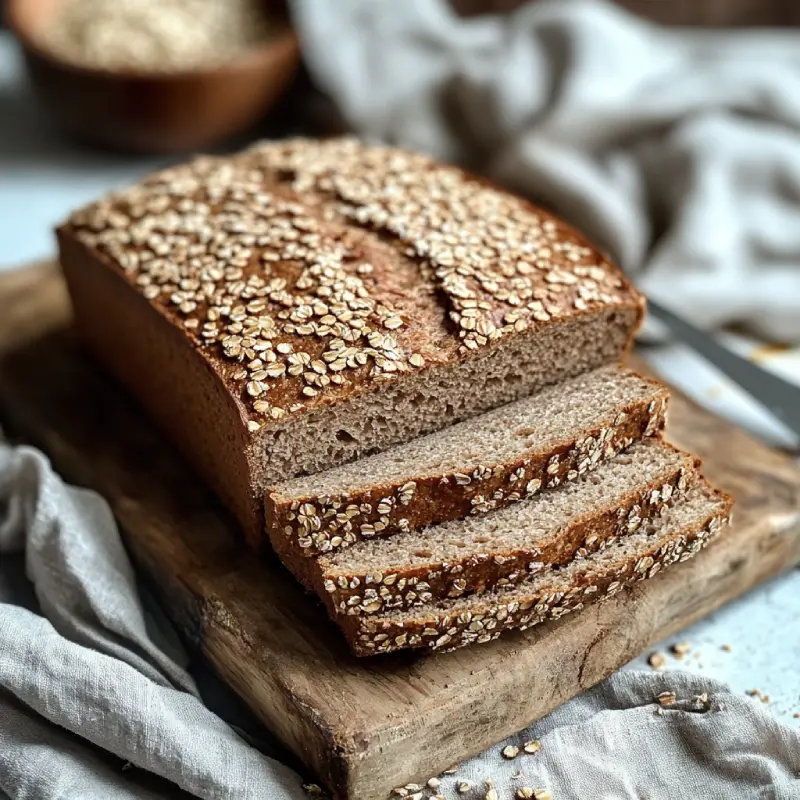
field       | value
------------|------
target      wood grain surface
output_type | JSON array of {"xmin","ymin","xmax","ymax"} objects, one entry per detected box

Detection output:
[{"xmin": 2, "ymin": 263, "xmax": 800, "ymax": 800}]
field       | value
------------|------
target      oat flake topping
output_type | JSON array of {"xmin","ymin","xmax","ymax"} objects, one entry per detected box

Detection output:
[{"xmin": 68, "ymin": 137, "xmax": 628, "ymax": 425}]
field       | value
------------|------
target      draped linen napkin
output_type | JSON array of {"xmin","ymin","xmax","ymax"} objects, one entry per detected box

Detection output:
[
  {"xmin": 3, "ymin": 439, "xmax": 800, "ymax": 798},
  {"xmin": 0, "ymin": 440, "xmax": 306, "ymax": 800},
  {"xmin": 291, "ymin": 0, "xmax": 800, "ymax": 342}
]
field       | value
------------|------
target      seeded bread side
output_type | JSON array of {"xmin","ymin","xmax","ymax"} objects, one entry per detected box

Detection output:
[
  {"xmin": 311, "ymin": 445, "xmax": 698, "ymax": 617},
  {"xmin": 339, "ymin": 481, "xmax": 732, "ymax": 656},
  {"xmin": 272, "ymin": 441, "xmax": 697, "ymax": 616},
  {"xmin": 265, "ymin": 371, "xmax": 669, "ymax": 557}
]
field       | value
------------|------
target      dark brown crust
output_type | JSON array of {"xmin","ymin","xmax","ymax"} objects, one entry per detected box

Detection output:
[
  {"xmin": 60, "ymin": 141, "xmax": 646, "ymax": 427},
  {"xmin": 340, "ymin": 487, "xmax": 733, "ymax": 656},
  {"xmin": 58, "ymin": 228, "xmax": 262, "ymax": 543},
  {"xmin": 265, "ymin": 384, "xmax": 669, "ymax": 557}
]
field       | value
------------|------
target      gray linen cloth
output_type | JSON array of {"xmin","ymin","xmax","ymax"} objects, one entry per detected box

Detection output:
[
  {"xmin": 3, "ymin": 440, "xmax": 800, "ymax": 797},
  {"xmin": 291, "ymin": 0, "xmax": 800, "ymax": 342},
  {"xmin": 0, "ymin": 441, "xmax": 306, "ymax": 800}
]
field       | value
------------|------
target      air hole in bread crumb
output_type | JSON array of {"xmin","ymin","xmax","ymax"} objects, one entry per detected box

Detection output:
[{"xmin": 335, "ymin": 429, "xmax": 357, "ymax": 444}]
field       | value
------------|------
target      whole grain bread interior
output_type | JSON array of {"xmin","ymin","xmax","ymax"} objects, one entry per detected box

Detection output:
[
  {"xmin": 59, "ymin": 137, "xmax": 644, "ymax": 544},
  {"xmin": 266, "ymin": 366, "xmax": 668, "ymax": 556}
]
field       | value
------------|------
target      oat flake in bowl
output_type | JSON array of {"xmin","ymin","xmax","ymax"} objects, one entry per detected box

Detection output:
[
  {"xmin": 44, "ymin": 0, "xmax": 275, "ymax": 72},
  {"xmin": 7, "ymin": 0, "xmax": 299, "ymax": 151}
]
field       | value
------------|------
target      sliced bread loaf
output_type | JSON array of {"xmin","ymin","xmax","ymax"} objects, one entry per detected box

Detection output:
[
  {"xmin": 266, "ymin": 367, "xmax": 668, "ymax": 557},
  {"xmin": 289, "ymin": 440, "xmax": 696, "ymax": 616},
  {"xmin": 60, "ymin": 137, "xmax": 643, "ymax": 545},
  {"xmin": 338, "ymin": 479, "xmax": 731, "ymax": 656}
]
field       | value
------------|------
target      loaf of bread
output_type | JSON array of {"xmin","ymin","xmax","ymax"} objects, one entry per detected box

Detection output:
[
  {"xmin": 340, "ymin": 480, "xmax": 732, "ymax": 655},
  {"xmin": 266, "ymin": 366, "xmax": 667, "ymax": 557},
  {"xmin": 59, "ymin": 138, "xmax": 644, "ymax": 543},
  {"xmin": 291, "ymin": 441, "xmax": 697, "ymax": 617}
]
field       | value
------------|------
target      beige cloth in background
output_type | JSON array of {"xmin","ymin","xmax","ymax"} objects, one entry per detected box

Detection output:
[
  {"xmin": 291, "ymin": 0, "xmax": 800, "ymax": 342},
  {"xmin": 2, "ymin": 440, "xmax": 800, "ymax": 797}
]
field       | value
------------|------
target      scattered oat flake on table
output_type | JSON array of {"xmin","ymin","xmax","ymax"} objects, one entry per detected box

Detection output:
[
  {"xmin": 524, "ymin": 739, "xmax": 542, "ymax": 754},
  {"xmin": 534, "ymin": 790, "xmax": 553, "ymax": 800},
  {"xmin": 517, "ymin": 790, "xmax": 535, "ymax": 800},
  {"xmin": 647, "ymin": 651, "xmax": 666, "ymax": 669},
  {"xmin": 502, "ymin": 745, "xmax": 520, "ymax": 759},
  {"xmin": 721, "ymin": 643, "xmax": 732, "ymax": 652},
  {"xmin": 427, "ymin": 777, "xmax": 440, "ymax": 790},
  {"xmin": 443, "ymin": 765, "xmax": 459, "ymax": 774},
  {"xmin": 670, "ymin": 641, "xmax": 691, "ymax": 658},
  {"xmin": 303, "ymin": 784, "xmax": 323, "ymax": 796},
  {"xmin": 747, "ymin": 688, "xmax": 762, "ymax": 697},
  {"xmin": 457, "ymin": 780, "xmax": 471, "ymax": 794},
  {"xmin": 657, "ymin": 690, "xmax": 677, "ymax": 707}
]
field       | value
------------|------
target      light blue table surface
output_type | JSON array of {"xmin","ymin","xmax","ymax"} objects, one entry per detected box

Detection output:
[{"xmin": 1, "ymin": 31, "xmax": 798, "ymax": 725}]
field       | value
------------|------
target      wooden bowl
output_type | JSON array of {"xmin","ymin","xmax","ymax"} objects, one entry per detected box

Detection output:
[{"xmin": 6, "ymin": 0, "xmax": 301, "ymax": 153}]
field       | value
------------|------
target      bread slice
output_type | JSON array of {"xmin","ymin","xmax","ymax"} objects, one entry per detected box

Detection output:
[
  {"xmin": 340, "ymin": 479, "xmax": 732, "ymax": 656},
  {"xmin": 265, "ymin": 367, "xmax": 668, "ymax": 557},
  {"xmin": 59, "ymin": 137, "xmax": 644, "ymax": 545},
  {"xmin": 290, "ymin": 440, "xmax": 696, "ymax": 616}
]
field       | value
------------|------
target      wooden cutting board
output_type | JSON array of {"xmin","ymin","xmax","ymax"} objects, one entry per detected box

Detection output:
[{"xmin": 2, "ymin": 262, "xmax": 800, "ymax": 800}]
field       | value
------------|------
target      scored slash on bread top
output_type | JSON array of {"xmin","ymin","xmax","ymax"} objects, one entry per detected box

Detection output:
[
  {"xmin": 305, "ymin": 440, "xmax": 697, "ymax": 615},
  {"xmin": 62, "ymin": 137, "xmax": 643, "ymax": 431},
  {"xmin": 265, "ymin": 366, "xmax": 669, "ymax": 556},
  {"xmin": 341, "ymin": 479, "xmax": 733, "ymax": 655}
]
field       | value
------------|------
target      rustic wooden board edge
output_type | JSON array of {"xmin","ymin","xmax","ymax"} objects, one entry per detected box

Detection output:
[
  {"xmin": 2, "ymin": 264, "xmax": 800, "ymax": 800},
  {"xmin": 0, "ymin": 326, "xmax": 391, "ymax": 796},
  {"xmin": 345, "ymin": 516, "xmax": 800, "ymax": 794}
]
